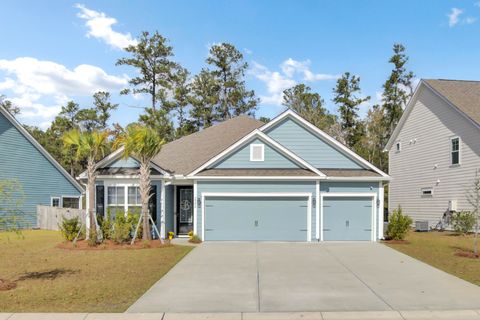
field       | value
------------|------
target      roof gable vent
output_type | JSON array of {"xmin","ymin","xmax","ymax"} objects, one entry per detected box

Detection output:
[{"xmin": 250, "ymin": 144, "xmax": 264, "ymax": 161}]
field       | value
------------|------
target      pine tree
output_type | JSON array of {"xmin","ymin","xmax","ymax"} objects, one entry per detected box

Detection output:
[
  {"xmin": 116, "ymin": 31, "xmax": 178, "ymax": 112},
  {"xmin": 333, "ymin": 72, "xmax": 370, "ymax": 149},
  {"xmin": 206, "ymin": 43, "xmax": 258, "ymax": 120},
  {"xmin": 381, "ymin": 43, "xmax": 415, "ymax": 137},
  {"xmin": 189, "ymin": 70, "xmax": 219, "ymax": 130}
]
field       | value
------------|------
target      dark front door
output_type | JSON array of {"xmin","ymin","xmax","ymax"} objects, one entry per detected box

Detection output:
[{"xmin": 177, "ymin": 186, "xmax": 193, "ymax": 235}]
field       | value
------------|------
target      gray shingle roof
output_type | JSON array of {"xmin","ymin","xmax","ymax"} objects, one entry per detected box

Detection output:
[
  {"xmin": 319, "ymin": 169, "xmax": 381, "ymax": 177},
  {"xmin": 152, "ymin": 116, "xmax": 264, "ymax": 175},
  {"xmin": 424, "ymin": 79, "xmax": 480, "ymax": 126}
]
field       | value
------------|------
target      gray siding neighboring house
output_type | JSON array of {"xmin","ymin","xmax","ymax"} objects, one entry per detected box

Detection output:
[
  {"xmin": 83, "ymin": 110, "xmax": 389, "ymax": 242},
  {"xmin": 0, "ymin": 106, "xmax": 84, "ymax": 229},
  {"xmin": 387, "ymin": 79, "xmax": 480, "ymax": 226}
]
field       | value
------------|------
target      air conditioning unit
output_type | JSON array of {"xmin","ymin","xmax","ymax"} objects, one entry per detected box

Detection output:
[
  {"xmin": 448, "ymin": 200, "xmax": 457, "ymax": 212},
  {"xmin": 415, "ymin": 220, "xmax": 429, "ymax": 232}
]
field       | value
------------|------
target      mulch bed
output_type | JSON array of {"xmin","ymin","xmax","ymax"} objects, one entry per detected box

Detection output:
[
  {"xmin": 57, "ymin": 239, "xmax": 172, "ymax": 250},
  {"xmin": 0, "ymin": 279, "xmax": 17, "ymax": 291},
  {"xmin": 454, "ymin": 249, "xmax": 479, "ymax": 259}
]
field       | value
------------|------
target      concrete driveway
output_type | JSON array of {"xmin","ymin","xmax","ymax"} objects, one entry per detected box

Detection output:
[{"xmin": 127, "ymin": 242, "xmax": 480, "ymax": 313}]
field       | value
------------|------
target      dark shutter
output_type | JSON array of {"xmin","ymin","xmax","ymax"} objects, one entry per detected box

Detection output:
[
  {"xmin": 149, "ymin": 186, "xmax": 157, "ymax": 223},
  {"xmin": 96, "ymin": 185, "xmax": 105, "ymax": 219}
]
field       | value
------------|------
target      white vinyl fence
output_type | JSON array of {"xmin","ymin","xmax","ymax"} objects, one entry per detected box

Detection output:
[{"xmin": 37, "ymin": 205, "xmax": 86, "ymax": 230}]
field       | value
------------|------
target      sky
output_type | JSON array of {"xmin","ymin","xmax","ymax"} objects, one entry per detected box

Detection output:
[{"xmin": 1, "ymin": 0, "xmax": 480, "ymax": 129}]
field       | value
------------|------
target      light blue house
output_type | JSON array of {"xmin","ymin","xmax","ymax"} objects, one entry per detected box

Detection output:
[
  {"xmin": 82, "ymin": 110, "xmax": 390, "ymax": 241},
  {"xmin": 0, "ymin": 106, "xmax": 84, "ymax": 229}
]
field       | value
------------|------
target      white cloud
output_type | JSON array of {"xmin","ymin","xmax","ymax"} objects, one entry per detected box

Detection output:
[
  {"xmin": 249, "ymin": 59, "xmax": 338, "ymax": 105},
  {"xmin": 0, "ymin": 57, "xmax": 128, "ymax": 124},
  {"xmin": 244, "ymin": 48, "xmax": 253, "ymax": 55},
  {"xmin": 465, "ymin": 16, "xmax": 477, "ymax": 24},
  {"xmin": 75, "ymin": 3, "xmax": 137, "ymax": 50},
  {"xmin": 249, "ymin": 62, "xmax": 296, "ymax": 105},
  {"xmin": 280, "ymin": 58, "xmax": 339, "ymax": 81},
  {"xmin": 448, "ymin": 8, "xmax": 463, "ymax": 27}
]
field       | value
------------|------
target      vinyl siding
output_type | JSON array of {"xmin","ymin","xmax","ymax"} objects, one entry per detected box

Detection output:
[
  {"xmin": 389, "ymin": 85, "xmax": 480, "ymax": 226},
  {"xmin": 265, "ymin": 117, "xmax": 362, "ymax": 169},
  {"xmin": 197, "ymin": 180, "xmax": 316, "ymax": 240},
  {"xmin": 106, "ymin": 157, "xmax": 139, "ymax": 168},
  {"xmin": 212, "ymin": 138, "xmax": 300, "ymax": 169},
  {"xmin": 0, "ymin": 112, "xmax": 81, "ymax": 228}
]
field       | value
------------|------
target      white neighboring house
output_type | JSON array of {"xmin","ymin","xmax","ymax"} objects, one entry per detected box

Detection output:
[{"xmin": 386, "ymin": 79, "xmax": 480, "ymax": 227}]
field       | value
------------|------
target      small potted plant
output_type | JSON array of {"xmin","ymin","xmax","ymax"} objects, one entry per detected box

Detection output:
[{"xmin": 168, "ymin": 231, "xmax": 174, "ymax": 240}]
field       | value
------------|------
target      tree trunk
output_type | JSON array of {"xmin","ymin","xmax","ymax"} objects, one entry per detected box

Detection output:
[
  {"xmin": 87, "ymin": 157, "xmax": 97, "ymax": 237},
  {"xmin": 139, "ymin": 160, "xmax": 152, "ymax": 240}
]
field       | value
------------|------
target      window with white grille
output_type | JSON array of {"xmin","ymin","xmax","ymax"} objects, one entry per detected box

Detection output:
[{"xmin": 250, "ymin": 144, "xmax": 264, "ymax": 161}]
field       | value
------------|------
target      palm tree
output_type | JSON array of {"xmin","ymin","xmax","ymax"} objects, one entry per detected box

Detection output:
[
  {"xmin": 114, "ymin": 125, "xmax": 164, "ymax": 240},
  {"xmin": 63, "ymin": 129, "xmax": 110, "ymax": 238}
]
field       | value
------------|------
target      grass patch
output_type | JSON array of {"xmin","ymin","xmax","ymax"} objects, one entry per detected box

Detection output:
[
  {"xmin": 0, "ymin": 230, "xmax": 193, "ymax": 312},
  {"xmin": 385, "ymin": 230, "xmax": 480, "ymax": 285}
]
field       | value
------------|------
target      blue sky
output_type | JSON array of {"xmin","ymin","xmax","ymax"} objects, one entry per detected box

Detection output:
[{"xmin": 1, "ymin": 0, "xmax": 480, "ymax": 129}]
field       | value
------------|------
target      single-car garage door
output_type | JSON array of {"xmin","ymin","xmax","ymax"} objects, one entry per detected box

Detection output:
[
  {"xmin": 204, "ymin": 196, "xmax": 309, "ymax": 241},
  {"xmin": 323, "ymin": 196, "xmax": 373, "ymax": 241}
]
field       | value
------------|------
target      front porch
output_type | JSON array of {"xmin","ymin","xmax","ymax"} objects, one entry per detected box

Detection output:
[{"xmin": 91, "ymin": 177, "xmax": 195, "ymax": 240}]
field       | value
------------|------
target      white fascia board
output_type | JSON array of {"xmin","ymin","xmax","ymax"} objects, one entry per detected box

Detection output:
[
  {"xmin": 260, "ymin": 109, "xmax": 390, "ymax": 178},
  {"xmin": 325, "ymin": 176, "xmax": 391, "ymax": 181},
  {"xmin": 385, "ymin": 81, "xmax": 424, "ymax": 151},
  {"xmin": 187, "ymin": 176, "xmax": 323, "ymax": 180},
  {"xmin": 79, "ymin": 147, "xmax": 171, "ymax": 179},
  {"xmin": 188, "ymin": 129, "xmax": 325, "ymax": 177},
  {"xmin": 0, "ymin": 106, "xmax": 84, "ymax": 193},
  {"xmin": 386, "ymin": 80, "xmax": 480, "ymax": 151}
]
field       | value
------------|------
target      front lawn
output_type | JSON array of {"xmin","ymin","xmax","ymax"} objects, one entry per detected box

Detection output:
[
  {"xmin": 385, "ymin": 231, "xmax": 480, "ymax": 286},
  {"xmin": 0, "ymin": 230, "xmax": 193, "ymax": 312}
]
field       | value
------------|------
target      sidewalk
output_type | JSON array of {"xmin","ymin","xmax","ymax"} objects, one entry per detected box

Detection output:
[{"xmin": 3, "ymin": 310, "xmax": 480, "ymax": 320}]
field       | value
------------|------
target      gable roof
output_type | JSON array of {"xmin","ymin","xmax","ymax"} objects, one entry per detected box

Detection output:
[
  {"xmin": 386, "ymin": 79, "xmax": 480, "ymax": 150},
  {"xmin": 0, "ymin": 106, "xmax": 84, "ymax": 193},
  {"xmin": 152, "ymin": 115, "xmax": 263, "ymax": 175},
  {"xmin": 188, "ymin": 129, "xmax": 325, "ymax": 177},
  {"xmin": 424, "ymin": 79, "xmax": 480, "ymax": 125},
  {"xmin": 260, "ymin": 109, "xmax": 390, "ymax": 178}
]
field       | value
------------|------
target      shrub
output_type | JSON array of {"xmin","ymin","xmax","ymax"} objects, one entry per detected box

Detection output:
[
  {"xmin": 127, "ymin": 211, "xmax": 142, "ymax": 239},
  {"xmin": 99, "ymin": 209, "xmax": 113, "ymax": 240},
  {"xmin": 87, "ymin": 229, "xmax": 100, "ymax": 246},
  {"xmin": 451, "ymin": 211, "xmax": 476, "ymax": 235},
  {"xmin": 112, "ymin": 214, "xmax": 133, "ymax": 244},
  {"xmin": 59, "ymin": 216, "xmax": 81, "ymax": 242},
  {"xmin": 386, "ymin": 206, "xmax": 412, "ymax": 240},
  {"xmin": 188, "ymin": 234, "xmax": 202, "ymax": 244}
]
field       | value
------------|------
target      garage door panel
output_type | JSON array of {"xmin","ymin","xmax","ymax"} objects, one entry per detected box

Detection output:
[
  {"xmin": 204, "ymin": 196, "xmax": 308, "ymax": 241},
  {"xmin": 323, "ymin": 197, "xmax": 372, "ymax": 241}
]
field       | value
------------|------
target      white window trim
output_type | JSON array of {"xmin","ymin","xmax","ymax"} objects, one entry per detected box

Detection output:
[
  {"xmin": 249, "ymin": 144, "xmax": 265, "ymax": 162},
  {"xmin": 104, "ymin": 182, "xmax": 140, "ymax": 215},
  {"xmin": 421, "ymin": 187, "xmax": 434, "ymax": 197},
  {"xmin": 396, "ymin": 141, "xmax": 401, "ymax": 152},
  {"xmin": 51, "ymin": 196, "xmax": 60, "ymax": 207},
  {"xmin": 61, "ymin": 195, "xmax": 81, "ymax": 209},
  {"xmin": 450, "ymin": 136, "xmax": 461, "ymax": 166}
]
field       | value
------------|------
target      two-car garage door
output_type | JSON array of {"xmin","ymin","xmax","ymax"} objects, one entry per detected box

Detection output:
[
  {"xmin": 202, "ymin": 194, "xmax": 375, "ymax": 241},
  {"xmin": 204, "ymin": 196, "xmax": 309, "ymax": 241}
]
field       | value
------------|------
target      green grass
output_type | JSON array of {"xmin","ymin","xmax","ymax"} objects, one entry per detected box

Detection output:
[
  {"xmin": 385, "ymin": 231, "xmax": 480, "ymax": 285},
  {"xmin": 0, "ymin": 230, "xmax": 193, "ymax": 312}
]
